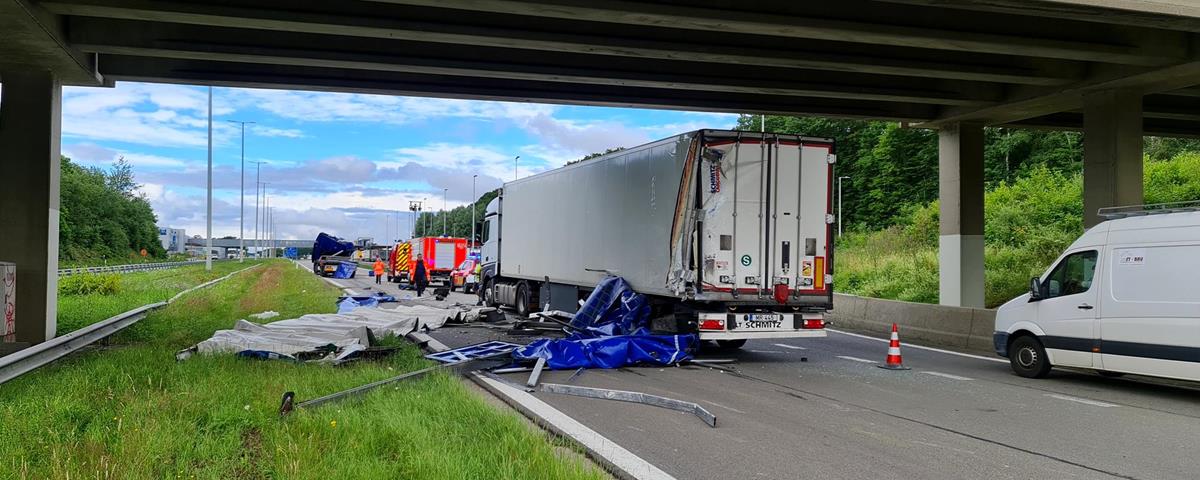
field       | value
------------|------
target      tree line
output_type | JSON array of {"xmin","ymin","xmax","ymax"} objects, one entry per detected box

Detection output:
[
  {"xmin": 59, "ymin": 156, "xmax": 165, "ymax": 263},
  {"xmin": 413, "ymin": 188, "xmax": 501, "ymax": 240}
]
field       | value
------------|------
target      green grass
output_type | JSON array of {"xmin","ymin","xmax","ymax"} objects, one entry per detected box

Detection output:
[
  {"xmin": 4, "ymin": 260, "xmax": 604, "ymax": 480},
  {"xmin": 56, "ymin": 261, "xmax": 258, "ymax": 336}
]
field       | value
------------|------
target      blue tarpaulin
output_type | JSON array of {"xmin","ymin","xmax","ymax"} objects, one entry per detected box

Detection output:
[
  {"xmin": 336, "ymin": 292, "xmax": 397, "ymax": 313},
  {"xmin": 332, "ymin": 261, "xmax": 357, "ymax": 279},
  {"xmin": 513, "ymin": 276, "xmax": 697, "ymax": 369}
]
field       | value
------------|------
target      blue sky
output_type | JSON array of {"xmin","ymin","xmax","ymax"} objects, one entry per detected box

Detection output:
[{"xmin": 57, "ymin": 82, "xmax": 738, "ymax": 243}]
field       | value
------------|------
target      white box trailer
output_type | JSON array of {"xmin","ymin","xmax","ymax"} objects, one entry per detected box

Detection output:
[{"xmin": 480, "ymin": 129, "xmax": 834, "ymax": 346}]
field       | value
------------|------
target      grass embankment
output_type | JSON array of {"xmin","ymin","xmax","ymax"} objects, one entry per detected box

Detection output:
[
  {"xmin": 837, "ymin": 154, "xmax": 1200, "ymax": 307},
  {"xmin": 3, "ymin": 260, "xmax": 604, "ymax": 480},
  {"xmin": 56, "ymin": 261, "xmax": 256, "ymax": 336}
]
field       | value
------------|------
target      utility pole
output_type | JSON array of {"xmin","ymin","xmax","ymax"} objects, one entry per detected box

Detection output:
[
  {"xmin": 471, "ymin": 174, "xmax": 478, "ymax": 245},
  {"xmin": 205, "ymin": 86, "xmax": 213, "ymax": 271},
  {"xmin": 228, "ymin": 120, "xmax": 255, "ymax": 262},
  {"xmin": 408, "ymin": 200, "xmax": 422, "ymax": 239},
  {"xmin": 514, "ymin": 155, "xmax": 520, "ymax": 180},
  {"xmin": 442, "ymin": 188, "xmax": 448, "ymax": 236},
  {"xmin": 838, "ymin": 176, "xmax": 850, "ymax": 236},
  {"xmin": 250, "ymin": 163, "xmax": 264, "ymax": 257},
  {"xmin": 264, "ymin": 193, "xmax": 270, "ymax": 258}
]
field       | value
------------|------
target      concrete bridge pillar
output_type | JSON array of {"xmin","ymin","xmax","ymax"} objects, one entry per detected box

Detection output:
[
  {"xmin": 938, "ymin": 122, "xmax": 986, "ymax": 308},
  {"xmin": 0, "ymin": 70, "xmax": 63, "ymax": 345},
  {"xmin": 1083, "ymin": 90, "xmax": 1143, "ymax": 228}
]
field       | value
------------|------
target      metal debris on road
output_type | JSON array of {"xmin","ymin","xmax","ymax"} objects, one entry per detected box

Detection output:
[
  {"xmin": 526, "ymin": 357, "xmax": 547, "ymax": 387},
  {"xmin": 540, "ymin": 383, "xmax": 717, "ymax": 428},
  {"xmin": 424, "ymin": 341, "xmax": 522, "ymax": 364}
]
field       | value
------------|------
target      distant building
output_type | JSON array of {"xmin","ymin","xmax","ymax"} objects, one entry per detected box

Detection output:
[{"xmin": 158, "ymin": 227, "xmax": 186, "ymax": 253}]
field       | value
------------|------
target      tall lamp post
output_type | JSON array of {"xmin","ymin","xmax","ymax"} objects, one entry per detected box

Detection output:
[
  {"xmin": 228, "ymin": 120, "xmax": 255, "ymax": 261},
  {"xmin": 442, "ymin": 188, "xmax": 448, "ymax": 236},
  {"xmin": 837, "ymin": 176, "xmax": 850, "ymax": 236},
  {"xmin": 250, "ymin": 163, "xmax": 264, "ymax": 257},
  {"xmin": 513, "ymin": 155, "xmax": 520, "ymax": 180},
  {"xmin": 408, "ymin": 200, "xmax": 422, "ymax": 238},
  {"xmin": 470, "ymin": 174, "xmax": 478, "ymax": 246},
  {"xmin": 205, "ymin": 86, "xmax": 213, "ymax": 271}
]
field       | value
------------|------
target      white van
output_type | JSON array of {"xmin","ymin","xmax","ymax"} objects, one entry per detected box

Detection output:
[{"xmin": 994, "ymin": 206, "xmax": 1200, "ymax": 381}]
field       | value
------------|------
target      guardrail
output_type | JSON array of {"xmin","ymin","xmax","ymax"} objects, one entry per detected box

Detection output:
[
  {"xmin": 0, "ymin": 263, "xmax": 261, "ymax": 386},
  {"xmin": 829, "ymin": 293, "xmax": 997, "ymax": 355},
  {"xmin": 57, "ymin": 259, "xmax": 226, "ymax": 277}
]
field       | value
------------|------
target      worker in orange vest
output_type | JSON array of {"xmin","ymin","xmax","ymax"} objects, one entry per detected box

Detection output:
[{"xmin": 372, "ymin": 257, "xmax": 386, "ymax": 284}]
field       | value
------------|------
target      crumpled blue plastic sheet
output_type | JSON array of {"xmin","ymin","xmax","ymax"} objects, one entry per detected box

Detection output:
[
  {"xmin": 336, "ymin": 292, "xmax": 397, "ymax": 313},
  {"xmin": 513, "ymin": 276, "xmax": 697, "ymax": 369},
  {"xmin": 332, "ymin": 262, "xmax": 357, "ymax": 279}
]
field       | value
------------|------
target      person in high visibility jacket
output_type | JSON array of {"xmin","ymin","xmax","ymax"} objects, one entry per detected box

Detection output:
[{"xmin": 372, "ymin": 258, "xmax": 386, "ymax": 284}]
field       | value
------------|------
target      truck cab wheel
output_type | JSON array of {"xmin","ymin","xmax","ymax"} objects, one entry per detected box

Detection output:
[
  {"xmin": 515, "ymin": 283, "xmax": 531, "ymax": 318},
  {"xmin": 716, "ymin": 339, "xmax": 747, "ymax": 350},
  {"xmin": 1009, "ymin": 335, "xmax": 1052, "ymax": 378},
  {"xmin": 484, "ymin": 281, "xmax": 498, "ymax": 308}
]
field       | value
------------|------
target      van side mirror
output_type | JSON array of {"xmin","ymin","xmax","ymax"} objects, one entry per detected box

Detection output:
[{"xmin": 1029, "ymin": 277, "xmax": 1043, "ymax": 301}]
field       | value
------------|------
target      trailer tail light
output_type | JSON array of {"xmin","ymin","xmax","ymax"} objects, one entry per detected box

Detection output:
[
  {"xmin": 699, "ymin": 318, "xmax": 726, "ymax": 331},
  {"xmin": 801, "ymin": 318, "xmax": 825, "ymax": 329}
]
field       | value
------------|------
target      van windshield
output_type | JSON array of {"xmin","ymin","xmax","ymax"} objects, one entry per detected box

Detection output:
[{"xmin": 1045, "ymin": 250, "xmax": 1097, "ymax": 298}]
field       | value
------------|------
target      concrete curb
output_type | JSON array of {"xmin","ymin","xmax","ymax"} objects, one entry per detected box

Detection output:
[{"xmin": 829, "ymin": 293, "xmax": 996, "ymax": 356}]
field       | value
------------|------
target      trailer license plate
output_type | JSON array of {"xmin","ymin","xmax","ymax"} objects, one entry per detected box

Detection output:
[{"xmin": 739, "ymin": 314, "xmax": 785, "ymax": 330}]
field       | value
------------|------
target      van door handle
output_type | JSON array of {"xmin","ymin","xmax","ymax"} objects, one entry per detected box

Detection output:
[{"xmin": 1077, "ymin": 304, "xmax": 1094, "ymax": 310}]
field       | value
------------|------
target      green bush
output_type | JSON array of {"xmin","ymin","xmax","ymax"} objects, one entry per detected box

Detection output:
[{"xmin": 59, "ymin": 273, "xmax": 122, "ymax": 296}]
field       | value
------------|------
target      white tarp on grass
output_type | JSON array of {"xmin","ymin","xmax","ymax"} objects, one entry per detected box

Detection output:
[{"xmin": 192, "ymin": 305, "xmax": 460, "ymax": 358}]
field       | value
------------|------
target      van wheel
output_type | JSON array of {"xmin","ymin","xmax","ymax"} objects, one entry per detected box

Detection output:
[
  {"xmin": 717, "ymin": 339, "xmax": 747, "ymax": 350},
  {"xmin": 515, "ymin": 283, "xmax": 531, "ymax": 318},
  {"xmin": 1009, "ymin": 335, "xmax": 1052, "ymax": 378},
  {"xmin": 1096, "ymin": 370, "xmax": 1126, "ymax": 378}
]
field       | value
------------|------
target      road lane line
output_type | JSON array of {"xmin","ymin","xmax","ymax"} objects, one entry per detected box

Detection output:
[
  {"xmin": 748, "ymin": 350, "xmax": 785, "ymax": 354},
  {"xmin": 773, "ymin": 344, "xmax": 806, "ymax": 350},
  {"xmin": 1045, "ymin": 393, "xmax": 1118, "ymax": 408},
  {"xmin": 837, "ymin": 355, "xmax": 877, "ymax": 364},
  {"xmin": 828, "ymin": 328, "xmax": 1008, "ymax": 364},
  {"xmin": 921, "ymin": 371, "xmax": 974, "ymax": 381}
]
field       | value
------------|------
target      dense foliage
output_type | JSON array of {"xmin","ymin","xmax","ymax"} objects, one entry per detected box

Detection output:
[
  {"xmin": 59, "ymin": 156, "xmax": 165, "ymax": 262},
  {"xmin": 413, "ymin": 188, "xmax": 501, "ymax": 239},
  {"xmin": 838, "ymin": 154, "xmax": 1200, "ymax": 307}
]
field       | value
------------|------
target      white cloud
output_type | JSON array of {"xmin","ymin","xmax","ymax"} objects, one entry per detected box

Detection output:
[
  {"xmin": 250, "ymin": 125, "xmax": 304, "ymax": 138},
  {"xmin": 225, "ymin": 89, "xmax": 553, "ymax": 125}
]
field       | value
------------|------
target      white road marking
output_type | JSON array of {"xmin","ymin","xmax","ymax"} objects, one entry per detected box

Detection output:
[
  {"xmin": 474, "ymin": 373, "xmax": 676, "ymax": 480},
  {"xmin": 773, "ymin": 344, "xmax": 807, "ymax": 350},
  {"xmin": 837, "ymin": 355, "xmax": 877, "ymax": 364},
  {"xmin": 828, "ymin": 328, "xmax": 1009, "ymax": 364},
  {"xmin": 921, "ymin": 371, "xmax": 974, "ymax": 381},
  {"xmin": 702, "ymin": 400, "xmax": 747, "ymax": 414},
  {"xmin": 1045, "ymin": 393, "xmax": 1118, "ymax": 408},
  {"xmin": 748, "ymin": 350, "xmax": 785, "ymax": 354}
]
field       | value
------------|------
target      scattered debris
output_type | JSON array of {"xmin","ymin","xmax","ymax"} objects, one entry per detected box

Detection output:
[
  {"xmin": 565, "ymin": 367, "xmax": 586, "ymax": 383},
  {"xmin": 425, "ymin": 341, "xmax": 523, "ymax": 364},
  {"xmin": 249, "ymin": 311, "xmax": 279, "ymax": 320},
  {"xmin": 282, "ymin": 352, "xmax": 510, "ymax": 414},
  {"xmin": 540, "ymin": 383, "xmax": 717, "ymax": 428},
  {"xmin": 490, "ymin": 366, "xmax": 532, "ymax": 374},
  {"xmin": 526, "ymin": 357, "xmax": 547, "ymax": 387}
]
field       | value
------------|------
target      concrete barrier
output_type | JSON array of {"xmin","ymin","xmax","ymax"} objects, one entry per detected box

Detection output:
[{"xmin": 829, "ymin": 293, "xmax": 997, "ymax": 356}]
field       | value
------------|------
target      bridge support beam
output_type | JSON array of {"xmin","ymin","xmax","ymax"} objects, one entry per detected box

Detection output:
[
  {"xmin": 1083, "ymin": 90, "xmax": 1143, "ymax": 228},
  {"xmin": 0, "ymin": 70, "xmax": 62, "ymax": 345},
  {"xmin": 938, "ymin": 122, "xmax": 986, "ymax": 308}
]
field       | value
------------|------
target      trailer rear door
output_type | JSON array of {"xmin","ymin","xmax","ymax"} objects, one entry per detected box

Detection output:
[{"xmin": 698, "ymin": 134, "xmax": 832, "ymax": 302}]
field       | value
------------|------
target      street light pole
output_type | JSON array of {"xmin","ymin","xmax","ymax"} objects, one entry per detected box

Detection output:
[
  {"xmin": 514, "ymin": 155, "xmax": 520, "ymax": 180},
  {"xmin": 250, "ymin": 163, "xmax": 264, "ymax": 257},
  {"xmin": 442, "ymin": 188, "xmax": 448, "ymax": 236},
  {"xmin": 205, "ymin": 86, "xmax": 213, "ymax": 271},
  {"xmin": 837, "ymin": 176, "xmax": 850, "ymax": 236},
  {"xmin": 228, "ymin": 120, "xmax": 255, "ymax": 262},
  {"xmin": 408, "ymin": 200, "xmax": 422, "ymax": 239},
  {"xmin": 471, "ymin": 174, "xmax": 478, "ymax": 246}
]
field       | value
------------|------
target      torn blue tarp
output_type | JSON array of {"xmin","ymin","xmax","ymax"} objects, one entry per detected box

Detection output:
[
  {"xmin": 336, "ymin": 292, "xmax": 397, "ymax": 313},
  {"xmin": 332, "ymin": 262, "xmax": 357, "ymax": 279},
  {"xmin": 514, "ymin": 276, "xmax": 697, "ymax": 369}
]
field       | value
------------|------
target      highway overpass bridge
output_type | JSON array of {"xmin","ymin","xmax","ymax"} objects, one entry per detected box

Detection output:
[{"xmin": 4, "ymin": 0, "xmax": 1200, "ymax": 344}]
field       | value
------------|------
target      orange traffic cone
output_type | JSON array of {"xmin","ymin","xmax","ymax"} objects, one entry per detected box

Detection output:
[{"xmin": 878, "ymin": 323, "xmax": 911, "ymax": 370}]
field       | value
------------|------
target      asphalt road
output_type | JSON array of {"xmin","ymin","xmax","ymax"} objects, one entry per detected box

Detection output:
[{"xmin": 329, "ymin": 267, "xmax": 1200, "ymax": 480}]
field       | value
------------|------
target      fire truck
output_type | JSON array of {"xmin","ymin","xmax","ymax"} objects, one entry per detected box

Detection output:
[{"xmin": 389, "ymin": 236, "xmax": 468, "ymax": 286}]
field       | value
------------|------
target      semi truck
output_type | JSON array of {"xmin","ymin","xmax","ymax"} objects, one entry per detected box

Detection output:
[
  {"xmin": 312, "ymin": 232, "xmax": 357, "ymax": 278},
  {"xmin": 388, "ymin": 237, "xmax": 468, "ymax": 286},
  {"xmin": 479, "ymin": 129, "xmax": 834, "ymax": 348}
]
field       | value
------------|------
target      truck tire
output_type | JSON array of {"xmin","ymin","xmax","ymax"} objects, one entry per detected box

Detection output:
[
  {"xmin": 1009, "ymin": 335, "xmax": 1052, "ymax": 378},
  {"xmin": 515, "ymin": 283, "xmax": 531, "ymax": 318},
  {"xmin": 484, "ymin": 280, "xmax": 498, "ymax": 308},
  {"xmin": 717, "ymin": 339, "xmax": 747, "ymax": 350}
]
